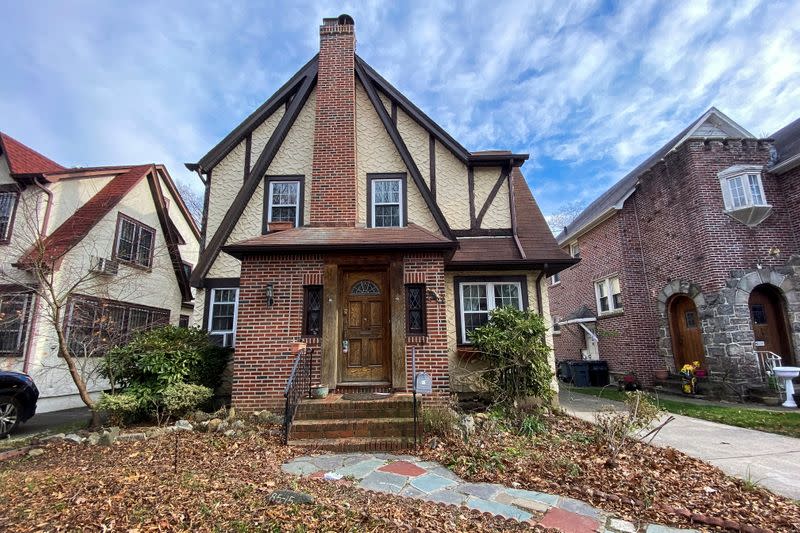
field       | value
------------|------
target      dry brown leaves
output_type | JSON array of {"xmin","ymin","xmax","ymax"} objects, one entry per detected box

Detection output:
[
  {"xmin": 0, "ymin": 430, "xmax": 550, "ymax": 532},
  {"xmin": 417, "ymin": 414, "xmax": 800, "ymax": 532}
]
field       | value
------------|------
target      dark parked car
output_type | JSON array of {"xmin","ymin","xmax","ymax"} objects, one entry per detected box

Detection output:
[{"xmin": 0, "ymin": 371, "xmax": 39, "ymax": 438}]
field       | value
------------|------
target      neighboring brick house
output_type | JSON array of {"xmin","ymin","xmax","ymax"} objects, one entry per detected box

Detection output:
[
  {"xmin": 548, "ymin": 108, "xmax": 800, "ymax": 389},
  {"xmin": 0, "ymin": 132, "xmax": 199, "ymax": 411},
  {"xmin": 187, "ymin": 16, "xmax": 573, "ymax": 417}
]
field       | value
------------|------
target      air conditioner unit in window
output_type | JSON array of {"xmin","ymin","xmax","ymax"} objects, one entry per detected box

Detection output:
[{"xmin": 91, "ymin": 257, "xmax": 119, "ymax": 275}]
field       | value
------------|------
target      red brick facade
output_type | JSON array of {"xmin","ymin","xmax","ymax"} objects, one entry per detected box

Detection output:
[
  {"xmin": 551, "ymin": 138, "xmax": 800, "ymax": 384},
  {"xmin": 310, "ymin": 19, "xmax": 357, "ymax": 226},
  {"xmin": 233, "ymin": 254, "xmax": 325, "ymax": 411}
]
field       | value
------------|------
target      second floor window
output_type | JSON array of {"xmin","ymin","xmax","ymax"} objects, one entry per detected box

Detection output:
[
  {"xmin": 719, "ymin": 166, "xmax": 768, "ymax": 211},
  {"xmin": 0, "ymin": 188, "xmax": 20, "ymax": 244},
  {"xmin": 371, "ymin": 178, "xmax": 403, "ymax": 227},
  {"xmin": 551, "ymin": 272, "xmax": 561, "ymax": 285},
  {"xmin": 267, "ymin": 180, "xmax": 300, "ymax": 227},
  {"xmin": 115, "ymin": 214, "xmax": 155, "ymax": 268},
  {"xmin": 569, "ymin": 242, "xmax": 580, "ymax": 259},
  {"xmin": 595, "ymin": 276, "xmax": 622, "ymax": 314}
]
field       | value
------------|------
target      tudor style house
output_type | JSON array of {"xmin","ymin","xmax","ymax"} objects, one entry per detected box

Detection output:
[
  {"xmin": 187, "ymin": 16, "xmax": 572, "ymax": 420},
  {"xmin": 0, "ymin": 132, "xmax": 199, "ymax": 412},
  {"xmin": 548, "ymin": 108, "xmax": 800, "ymax": 394}
]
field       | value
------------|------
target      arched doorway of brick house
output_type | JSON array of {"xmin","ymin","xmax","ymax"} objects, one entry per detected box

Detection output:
[
  {"xmin": 668, "ymin": 295, "xmax": 706, "ymax": 370},
  {"xmin": 749, "ymin": 284, "xmax": 794, "ymax": 365}
]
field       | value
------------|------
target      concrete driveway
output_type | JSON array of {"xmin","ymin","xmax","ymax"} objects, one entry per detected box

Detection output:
[
  {"xmin": 559, "ymin": 390, "xmax": 800, "ymax": 500},
  {"xmin": 3, "ymin": 407, "xmax": 92, "ymax": 443}
]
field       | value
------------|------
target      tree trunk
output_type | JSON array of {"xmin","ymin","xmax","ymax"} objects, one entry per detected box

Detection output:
[{"xmin": 55, "ymin": 328, "xmax": 96, "ymax": 412}]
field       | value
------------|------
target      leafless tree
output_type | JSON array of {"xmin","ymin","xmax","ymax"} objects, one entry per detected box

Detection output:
[
  {"xmin": 175, "ymin": 180, "xmax": 204, "ymax": 226},
  {"xmin": 0, "ymin": 186, "xmax": 171, "ymax": 426},
  {"xmin": 546, "ymin": 199, "xmax": 587, "ymax": 235}
]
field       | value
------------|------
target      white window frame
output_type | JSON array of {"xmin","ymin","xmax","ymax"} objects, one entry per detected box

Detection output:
[
  {"xmin": 371, "ymin": 178, "xmax": 404, "ymax": 228},
  {"xmin": 569, "ymin": 241, "xmax": 580, "ymax": 259},
  {"xmin": 458, "ymin": 281, "xmax": 523, "ymax": 344},
  {"xmin": 594, "ymin": 276, "xmax": 622, "ymax": 315},
  {"xmin": 208, "ymin": 288, "xmax": 239, "ymax": 348},
  {"xmin": 550, "ymin": 272, "xmax": 561, "ymax": 285},
  {"xmin": 267, "ymin": 180, "xmax": 300, "ymax": 227},
  {"xmin": 718, "ymin": 165, "xmax": 768, "ymax": 211}
]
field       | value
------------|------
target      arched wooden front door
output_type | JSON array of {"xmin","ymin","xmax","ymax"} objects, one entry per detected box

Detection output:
[
  {"xmin": 669, "ymin": 295, "xmax": 705, "ymax": 370},
  {"xmin": 749, "ymin": 285, "xmax": 793, "ymax": 365}
]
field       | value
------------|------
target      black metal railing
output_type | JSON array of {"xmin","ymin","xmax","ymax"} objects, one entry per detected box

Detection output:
[{"xmin": 283, "ymin": 347, "xmax": 313, "ymax": 444}]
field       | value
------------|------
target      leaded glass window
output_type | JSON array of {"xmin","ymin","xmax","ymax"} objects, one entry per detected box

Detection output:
[
  {"xmin": 350, "ymin": 280, "xmax": 381, "ymax": 296},
  {"xmin": 268, "ymin": 181, "xmax": 299, "ymax": 226},
  {"xmin": 406, "ymin": 284, "xmax": 426, "ymax": 335},
  {"xmin": 371, "ymin": 178, "xmax": 402, "ymax": 227},
  {"xmin": 303, "ymin": 286, "xmax": 323, "ymax": 337}
]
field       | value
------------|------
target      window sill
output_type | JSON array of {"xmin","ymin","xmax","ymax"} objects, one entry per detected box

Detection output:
[
  {"xmin": 598, "ymin": 310, "xmax": 624, "ymax": 319},
  {"xmin": 114, "ymin": 257, "xmax": 153, "ymax": 272},
  {"xmin": 550, "ymin": 281, "xmax": 561, "ymax": 287},
  {"xmin": 300, "ymin": 336, "xmax": 321, "ymax": 346},
  {"xmin": 407, "ymin": 335, "xmax": 428, "ymax": 345}
]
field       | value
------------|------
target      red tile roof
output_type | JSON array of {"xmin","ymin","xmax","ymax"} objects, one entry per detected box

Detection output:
[
  {"xmin": 224, "ymin": 224, "xmax": 456, "ymax": 257},
  {"xmin": 19, "ymin": 165, "xmax": 153, "ymax": 265},
  {"xmin": 0, "ymin": 132, "xmax": 65, "ymax": 175}
]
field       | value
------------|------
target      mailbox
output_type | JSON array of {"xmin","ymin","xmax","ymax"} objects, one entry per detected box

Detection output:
[{"xmin": 414, "ymin": 372, "xmax": 432, "ymax": 394}]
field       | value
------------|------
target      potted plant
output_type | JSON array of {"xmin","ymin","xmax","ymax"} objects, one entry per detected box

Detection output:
[
  {"xmin": 310, "ymin": 384, "xmax": 329, "ymax": 399},
  {"xmin": 654, "ymin": 368, "xmax": 669, "ymax": 380}
]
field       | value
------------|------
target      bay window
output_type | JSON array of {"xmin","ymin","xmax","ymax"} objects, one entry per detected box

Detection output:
[{"xmin": 718, "ymin": 165, "xmax": 772, "ymax": 226}]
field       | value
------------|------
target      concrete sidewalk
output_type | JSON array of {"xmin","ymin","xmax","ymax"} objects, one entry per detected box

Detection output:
[{"xmin": 559, "ymin": 390, "xmax": 800, "ymax": 500}]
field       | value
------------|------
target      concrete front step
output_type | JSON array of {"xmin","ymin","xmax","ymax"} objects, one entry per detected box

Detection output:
[
  {"xmin": 289, "ymin": 417, "xmax": 417, "ymax": 440},
  {"xmin": 286, "ymin": 436, "xmax": 415, "ymax": 452}
]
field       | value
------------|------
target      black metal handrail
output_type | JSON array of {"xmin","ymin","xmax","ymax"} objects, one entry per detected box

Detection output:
[{"xmin": 283, "ymin": 347, "xmax": 313, "ymax": 444}]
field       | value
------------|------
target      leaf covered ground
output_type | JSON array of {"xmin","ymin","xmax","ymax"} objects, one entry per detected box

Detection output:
[
  {"xmin": 419, "ymin": 412, "xmax": 800, "ymax": 532},
  {"xmin": 0, "ymin": 430, "xmax": 548, "ymax": 532}
]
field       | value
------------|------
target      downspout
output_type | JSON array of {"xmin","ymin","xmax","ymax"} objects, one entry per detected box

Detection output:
[
  {"xmin": 23, "ymin": 177, "xmax": 54, "ymax": 374},
  {"xmin": 535, "ymin": 269, "xmax": 545, "ymax": 316}
]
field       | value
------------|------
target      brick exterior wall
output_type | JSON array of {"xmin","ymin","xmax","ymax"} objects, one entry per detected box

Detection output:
[
  {"xmin": 550, "ymin": 138, "xmax": 800, "ymax": 386},
  {"xmin": 310, "ymin": 20, "xmax": 357, "ymax": 226},
  {"xmin": 233, "ymin": 254, "xmax": 325, "ymax": 411},
  {"xmin": 403, "ymin": 253, "xmax": 449, "ymax": 405}
]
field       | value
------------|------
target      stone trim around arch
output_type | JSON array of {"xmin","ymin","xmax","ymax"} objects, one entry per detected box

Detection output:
[
  {"xmin": 733, "ymin": 269, "xmax": 791, "ymax": 305},
  {"xmin": 656, "ymin": 280, "xmax": 707, "ymax": 372}
]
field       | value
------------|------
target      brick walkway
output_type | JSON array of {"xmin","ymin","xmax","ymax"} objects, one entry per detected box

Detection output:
[{"xmin": 283, "ymin": 453, "xmax": 698, "ymax": 532}]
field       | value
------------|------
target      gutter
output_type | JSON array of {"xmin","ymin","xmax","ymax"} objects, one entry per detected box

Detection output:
[{"xmin": 23, "ymin": 178, "xmax": 54, "ymax": 374}]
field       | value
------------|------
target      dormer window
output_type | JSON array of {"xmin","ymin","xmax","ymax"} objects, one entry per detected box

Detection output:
[
  {"xmin": 718, "ymin": 165, "xmax": 772, "ymax": 226},
  {"xmin": 368, "ymin": 174, "xmax": 406, "ymax": 228}
]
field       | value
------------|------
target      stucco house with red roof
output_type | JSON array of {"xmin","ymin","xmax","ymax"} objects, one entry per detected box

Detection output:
[
  {"xmin": 548, "ymin": 109, "xmax": 800, "ymax": 396},
  {"xmin": 186, "ymin": 16, "xmax": 572, "ymax": 448},
  {"xmin": 0, "ymin": 132, "xmax": 199, "ymax": 412}
]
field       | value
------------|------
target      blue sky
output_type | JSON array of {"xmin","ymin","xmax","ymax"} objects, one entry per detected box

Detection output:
[{"xmin": 1, "ymin": 0, "xmax": 798, "ymax": 221}]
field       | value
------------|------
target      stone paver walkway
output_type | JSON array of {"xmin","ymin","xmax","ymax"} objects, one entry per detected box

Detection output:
[
  {"xmin": 560, "ymin": 390, "xmax": 800, "ymax": 500},
  {"xmin": 283, "ymin": 453, "xmax": 697, "ymax": 533}
]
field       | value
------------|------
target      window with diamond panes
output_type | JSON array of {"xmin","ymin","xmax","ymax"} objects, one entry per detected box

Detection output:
[
  {"xmin": 406, "ymin": 284, "xmax": 426, "ymax": 335},
  {"xmin": 371, "ymin": 179, "xmax": 402, "ymax": 227},
  {"xmin": 268, "ymin": 181, "xmax": 300, "ymax": 226},
  {"xmin": 303, "ymin": 286, "xmax": 323, "ymax": 337}
]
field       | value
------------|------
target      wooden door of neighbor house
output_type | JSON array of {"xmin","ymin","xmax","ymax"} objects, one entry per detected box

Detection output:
[
  {"xmin": 749, "ymin": 285, "xmax": 793, "ymax": 365},
  {"xmin": 669, "ymin": 295, "xmax": 705, "ymax": 369},
  {"xmin": 340, "ymin": 270, "xmax": 391, "ymax": 383}
]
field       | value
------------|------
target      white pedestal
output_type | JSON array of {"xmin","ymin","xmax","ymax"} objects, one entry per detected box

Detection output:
[{"xmin": 783, "ymin": 378, "xmax": 797, "ymax": 408}]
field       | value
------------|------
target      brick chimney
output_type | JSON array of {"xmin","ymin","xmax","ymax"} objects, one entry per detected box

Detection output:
[{"xmin": 310, "ymin": 15, "xmax": 357, "ymax": 226}]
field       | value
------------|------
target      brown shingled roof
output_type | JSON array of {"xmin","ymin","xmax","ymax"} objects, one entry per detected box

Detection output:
[
  {"xmin": 0, "ymin": 132, "xmax": 65, "ymax": 175},
  {"xmin": 449, "ymin": 168, "xmax": 576, "ymax": 272},
  {"xmin": 223, "ymin": 224, "xmax": 456, "ymax": 257}
]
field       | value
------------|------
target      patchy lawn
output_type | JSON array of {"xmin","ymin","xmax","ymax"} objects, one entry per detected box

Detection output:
[
  {"xmin": 569, "ymin": 386, "xmax": 800, "ymax": 438},
  {"xmin": 0, "ymin": 429, "xmax": 543, "ymax": 532},
  {"xmin": 420, "ymin": 412, "xmax": 800, "ymax": 532}
]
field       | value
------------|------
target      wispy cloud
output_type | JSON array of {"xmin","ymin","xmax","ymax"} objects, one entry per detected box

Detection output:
[{"xmin": 1, "ymin": 0, "xmax": 798, "ymax": 218}]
